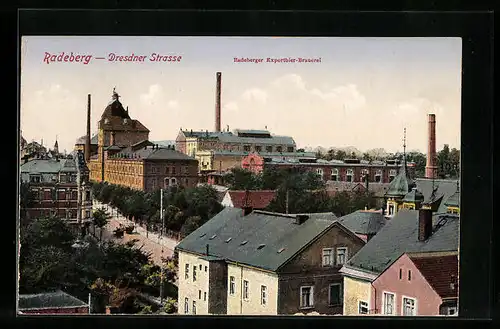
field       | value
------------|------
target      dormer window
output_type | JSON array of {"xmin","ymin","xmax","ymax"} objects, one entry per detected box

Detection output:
[
  {"xmin": 257, "ymin": 244, "xmax": 266, "ymax": 250},
  {"xmin": 29, "ymin": 175, "xmax": 41, "ymax": 183},
  {"xmin": 240, "ymin": 240, "xmax": 248, "ymax": 246},
  {"xmin": 277, "ymin": 248, "xmax": 285, "ymax": 253},
  {"xmin": 209, "ymin": 234, "xmax": 217, "ymax": 240},
  {"xmin": 225, "ymin": 237, "xmax": 232, "ymax": 243}
]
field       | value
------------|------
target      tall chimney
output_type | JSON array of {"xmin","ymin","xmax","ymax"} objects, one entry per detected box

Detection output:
[
  {"xmin": 215, "ymin": 72, "xmax": 222, "ymax": 132},
  {"xmin": 85, "ymin": 94, "xmax": 91, "ymax": 162},
  {"xmin": 418, "ymin": 208, "xmax": 433, "ymax": 241},
  {"xmin": 425, "ymin": 113, "xmax": 437, "ymax": 179}
]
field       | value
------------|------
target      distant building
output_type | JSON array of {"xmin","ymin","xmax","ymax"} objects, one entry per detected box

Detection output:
[
  {"xmin": 371, "ymin": 251, "xmax": 458, "ymax": 316},
  {"xmin": 20, "ymin": 140, "xmax": 48, "ymax": 163},
  {"xmin": 262, "ymin": 158, "xmax": 413, "ymax": 184},
  {"xmin": 20, "ymin": 151, "xmax": 92, "ymax": 222},
  {"xmin": 88, "ymin": 89, "xmax": 150, "ymax": 182},
  {"xmin": 221, "ymin": 190, "xmax": 276, "ymax": 209},
  {"xmin": 74, "ymin": 134, "xmax": 98, "ymax": 157},
  {"xmin": 18, "ymin": 290, "xmax": 90, "ymax": 315},
  {"xmin": 103, "ymin": 142, "xmax": 199, "ymax": 192},
  {"xmin": 86, "ymin": 90, "xmax": 198, "ymax": 192},
  {"xmin": 175, "ymin": 208, "xmax": 366, "ymax": 315}
]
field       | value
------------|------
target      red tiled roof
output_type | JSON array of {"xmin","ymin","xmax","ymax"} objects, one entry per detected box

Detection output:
[
  {"xmin": 228, "ymin": 190, "xmax": 276, "ymax": 209},
  {"xmin": 409, "ymin": 254, "xmax": 458, "ymax": 299}
]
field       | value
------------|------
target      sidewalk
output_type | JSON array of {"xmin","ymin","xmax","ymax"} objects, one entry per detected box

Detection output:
[{"xmin": 93, "ymin": 200, "xmax": 179, "ymax": 250}]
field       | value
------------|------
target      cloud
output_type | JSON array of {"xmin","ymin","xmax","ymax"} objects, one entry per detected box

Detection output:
[
  {"xmin": 394, "ymin": 97, "xmax": 445, "ymax": 118},
  {"xmin": 167, "ymin": 100, "xmax": 179, "ymax": 110},
  {"xmin": 140, "ymin": 84, "xmax": 163, "ymax": 105},
  {"xmin": 223, "ymin": 101, "xmax": 239, "ymax": 112},
  {"xmin": 269, "ymin": 73, "xmax": 366, "ymax": 111},
  {"xmin": 242, "ymin": 88, "xmax": 268, "ymax": 103}
]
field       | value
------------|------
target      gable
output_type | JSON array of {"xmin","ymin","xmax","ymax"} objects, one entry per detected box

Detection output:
[
  {"xmin": 176, "ymin": 130, "xmax": 187, "ymax": 142},
  {"xmin": 221, "ymin": 192, "xmax": 233, "ymax": 207},
  {"xmin": 278, "ymin": 223, "xmax": 366, "ymax": 274}
]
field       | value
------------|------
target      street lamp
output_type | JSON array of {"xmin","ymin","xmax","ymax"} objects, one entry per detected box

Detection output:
[{"xmin": 159, "ymin": 188, "xmax": 165, "ymax": 305}]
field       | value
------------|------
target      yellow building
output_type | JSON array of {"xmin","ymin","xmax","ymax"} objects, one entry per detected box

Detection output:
[{"xmin": 176, "ymin": 207, "xmax": 365, "ymax": 315}]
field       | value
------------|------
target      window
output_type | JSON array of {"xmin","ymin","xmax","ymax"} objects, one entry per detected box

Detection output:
[
  {"xmin": 261, "ymin": 285, "xmax": 267, "ymax": 305},
  {"xmin": 276, "ymin": 146, "xmax": 283, "ymax": 152},
  {"xmin": 336, "ymin": 247, "xmax": 348, "ymax": 265},
  {"xmin": 346, "ymin": 169, "xmax": 354, "ymax": 182},
  {"xmin": 184, "ymin": 166, "xmax": 189, "ymax": 174},
  {"xmin": 185, "ymin": 178, "xmax": 189, "ymax": 186},
  {"xmin": 204, "ymin": 266, "xmax": 207, "ymax": 272},
  {"xmin": 172, "ymin": 167, "xmax": 176, "ymax": 174},
  {"xmin": 185, "ymin": 264, "xmax": 189, "ymax": 279},
  {"xmin": 375, "ymin": 170, "xmax": 382, "ymax": 182},
  {"xmin": 199, "ymin": 264, "xmax": 202, "ymax": 270},
  {"xmin": 388, "ymin": 204, "xmax": 395, "ymax": 216},
  {"xmin": 402, "ymin": 297, "xmax": 416, "ymax": 316},
  {"xmin": 229, "ymin": 276, "xmax": 236, "ymax": 295},
  {"xmin": 383, "ymin": 292, "xmax": 395, "ymax": 315},
  {"xmin": 316, "ymin": 168, "xmax": 324, "ymax": 177},
  {"xmin": 165, "ymin": 167, "xmax": 170, "ymax": 174},
  {"xmin": 331, "ymin": 168, "xmax": 339, "ymax": 181},
  {"xmin": 300, "ymin": 286, "xmax": 314, "ymax": 308},
  {"xmin": 243, "ymin": 145, "xmax": 251, "ymax": 152},
  {"xmin": 447, "ymin": 306, "xmax": 457, "ymax": 316},
  {"xmin": 243, "ymin": 280, "xmax": 249, "ymax": 300},
  {"xmin": 266, "ymin": 146, "xmax": 273, "ymax": 152},
  {"xmin": 30, "ymin": 175, "xmax": 41, "ymax": 183},
  {"xmin": 358, "ymin": 301, "xmax": 369, "ymax": 314},
  {"xmin": 85, "ymin": 210, "xmax": 91, "ymax": 219},
  {"xmin": 255, "ymin": 145, "xmax": 262, "ymax": 152},
  {"xmin": 322, "ymin": 248, "xmax": 334, "ymax": 266},
  {"xmin": 184, "ymin": 298, "xmax": 189, "ymax": 314},
  {"xmin": 399, "ymin": 268, "xmax": 402, "ymax": 280},
  {"xmin": 287, "ymin": 146, "xmax": 294, "ymax": 152},
  {"xmin": 204, "ymin": 292, "xmax": 207, "ymax": 301},
  {"xmin": 408, "ymin": 270, "xmax": 412, "ymax": 281},
  {"xmin": 329, "ymin": 284, "xmax": 342, "ymax": 305},
  {"xmin": 151, "ymin": 179, "xmax": 156, "ymax": 190},
  {"xmin": 193, "ymin": 265, "xmax": 197, "ymax": 281},
  {"xmin": 192, "ymin": 301, "xmax": 196, "ymax": 315},
  {"xmin": 199, "ymin": 290, "xmax": 202, "ymax": 299}
]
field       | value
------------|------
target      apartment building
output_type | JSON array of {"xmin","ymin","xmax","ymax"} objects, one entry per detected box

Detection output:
[{"xmin": 175, "ymin": 207, "xmax": 366, "ymax": 315}]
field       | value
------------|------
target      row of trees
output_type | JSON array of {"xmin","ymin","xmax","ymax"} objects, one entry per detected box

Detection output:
[
  {"xmin": 91, "ymin": 182, "xmax": 223, "ymax": 237},
  {"xmin": 315, "ymin": 145, "xmax": 460, "ymax": 179},
  {"xmin": 225, "ymin": 167, "xmax": 380, "ymax": 216},
  {"xmin": 19, "ymin": 213, "xmax": 179, "ymax": 314},
  {"xmin": 19, "ymin": 185, "xmax": 178, "ymax": 314}
]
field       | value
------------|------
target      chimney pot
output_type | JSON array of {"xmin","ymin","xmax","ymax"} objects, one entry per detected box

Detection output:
[
  {"xmin": 206, "ymin": 244, "xmax": 209, "ymax": 256},
  {"xmin": 243, "ymin": 206, "xmax": 253, "ymax": 216},
  {"xmin": 418, "ymin": 208, "xmax": 433, "ymax": 241}
]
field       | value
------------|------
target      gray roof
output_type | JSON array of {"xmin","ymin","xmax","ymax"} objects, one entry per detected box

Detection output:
[
  {"xmin": 402, "ymin": 187, "xmax": 425, "ymax": 203},
  {"xmin": 176, "ymin": 208, "xmax": 346, "ymax": 272},
  {"xmin": 415, "ymin": 178, "xmax": 460, "ymax": 213},
  {"xmin": 345, "ymin": 209, "xmax": 459, "ymax": 275},
  {"xmin": 113, "ymin": 145, "xmax": 197, "ymax": 161},
  {"xmin": 216, "ymin": 133, "xmax": 295, "ymax": 146},
  {"xmin": 338, "ymin": 210, "xmax": 387, "ymax": 235},
  {"xmin": 208, "ymin": 150, "xmax": 315, "ymax": 157},
  {"xmin": 385, "ymin": 167, "xmax": 414, "ymax": 197},
  {"xmin": 18, "ymin": 290, "xmax": 88, "ymax": 310}
]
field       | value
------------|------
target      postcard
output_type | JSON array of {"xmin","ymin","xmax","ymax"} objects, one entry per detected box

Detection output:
[{"xmin": 18, "ymin": 36, "xmax": 461, "ymax": 316}]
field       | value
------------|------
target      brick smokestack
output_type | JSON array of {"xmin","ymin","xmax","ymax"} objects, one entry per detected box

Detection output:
[
  {"xmin": 215, "ymin": 72, "xmax": 222, "ymax": 132},
  {"xmin": 418, "ymin": 208, "xmax": 433, "ymax": 241},
  {"xmin": 85, "ymin": 94, "xmax": 91, "ymax": 162},
  {"xmin": 425, "ymin": 113, "xmax": 437, "ymax": 179}
]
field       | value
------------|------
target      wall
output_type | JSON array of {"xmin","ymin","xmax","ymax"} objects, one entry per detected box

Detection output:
[
  {"xmin": 372, "ymin": 254, "xmax": 443, "ymax": 316},
  {"xmin": 277, "ymin": 224, "xmax": 365, "ymax": 315},
  {"xmin": 103, "ymin": 130, "xmax": 149, "ymax": 148},
  {"xmin": 178, "ymin": 251, "xmax": 211, "ymax": 315},
  {"xmin": 208, "ymin": 260, "xmax": 228, "ymax": 314},
  {"xmin": 213, "ymin": 155, "xmax": 244, "ymax": 172},
  {"xmin": 104, "ymin": 158, "xmax": 145, "ymax": 190},
  {"xmin": 226, "ymin": 263, "xmax": 279, "ymax": 315},
  {"xmin": 143, "ymin": 160, "xmax": 199, "ymax": 192},
  {"xmin": 343, "ymin": 276, "xmax": 372, "ymax": 315}
]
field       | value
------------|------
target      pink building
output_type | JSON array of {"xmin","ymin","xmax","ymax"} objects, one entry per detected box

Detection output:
[{"xmin": 371, "ymin": 251, "xmax": 458, "ymax": 316}]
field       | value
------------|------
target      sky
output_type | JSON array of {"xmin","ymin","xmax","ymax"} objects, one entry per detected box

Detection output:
[{"xmin": 20, "ymin": 36, "xmax": 462, "ymax": 154}]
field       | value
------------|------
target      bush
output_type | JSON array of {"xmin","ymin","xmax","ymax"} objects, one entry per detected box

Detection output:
[{"xmin": 163, "ymin": 297, "xmax": 177, "ymax": 314}]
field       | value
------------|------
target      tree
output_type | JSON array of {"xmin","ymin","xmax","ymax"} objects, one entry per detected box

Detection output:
[
  {"xmin": 20, "ymin": 182, "xmax": 35, "ymax": 222},
  {"xmin": 180, "ymin": 216, "xmax": 202, "ymax": 236},
  {"xmin": 335, "ymin": 150, "xmax": 347, "ymax": 161},
  {"xmin": 224, "ymin": 167, "xmax": 260, "ymax": 190},
  {"xmin": 449, "ymin": 148, "xmax": 460, "ymax": 178},
  {"xmin": 93, "ymin": 208, "xmax": 110, "ymax": 241},
  {"xmin": 437, "ymin": 144, "xmax": 451, "ymax": 178}
]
